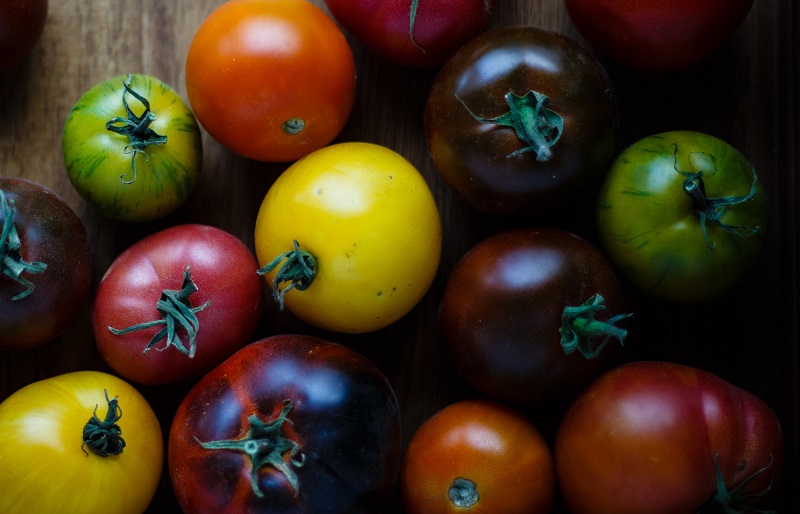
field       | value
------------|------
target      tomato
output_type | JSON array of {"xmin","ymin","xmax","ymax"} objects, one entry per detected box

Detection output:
[
  {"xmin": 564, "ymin": 0, "xmax": 755, "ymax": 71},
  {"xmin": 555, "ymin": 361, "xmax": 784, "ymax": 514},
  {"xmin": 323, "ymin": 0, "xmax": 493, "ymax": 68},
  {"xmin": 596, "ymin": 131, "xmax": 769, "ymax": 303},
  {"xmin": 254, "ymin": 142, "xmax": 441, "ymax": 333},
  {"xmin": 0, "ymin": 178, "xmax": 92, "ymax": 350},
  {"xmin": 425, "ymin": 26, "xmax": 618, "ymax": 217},
  {"xmin": 93, "ymin": 224, "xmax": 264, "ymax": 385},
  {"xmin": 168, "ymin": 334, "xmax": 402, "ymax": 513},
  {"xmin": 401, "ymin": 399, "xmax": 554, "ymax": 514},
  {"xmin": 439, "ymin": 228, "xmax": 630, "ymax": 404},
  {"xmin": 63, "ymin": 73, "xmax": 203, "ymax": 222},
  {"xmin": 185, "ymin": 0, "xmax": 356, "ymax": 163},
  {"xmin": 0, "ymin": 370, "xmax": 163, "ymax": 514},
  {"xmin": 0, "ymin": 0, "xmax": 48, "ymax": 72}
]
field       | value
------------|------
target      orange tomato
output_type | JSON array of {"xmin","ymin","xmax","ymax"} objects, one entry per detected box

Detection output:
[
  {"xmin": 185, "ymin": 0, "xmax": 356, "ymax": 162},
  {"xmin": 401, "ymin": 399, "xmax": 555, "ymax": 514}
]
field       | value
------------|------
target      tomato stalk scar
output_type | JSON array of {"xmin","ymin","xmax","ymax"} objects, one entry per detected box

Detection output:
[
  {"xmin": 559, "ymin": 293, "xmax": 632, "ymax": 359},
  {"xmin": 257, "ymin": 240, "xmax": 317, "ymax": 310},
  {"xmin": 82, "ymin": 389, "xmax": 126, "ymax": 457},
  {"xmin": 0, "ymin": 189, "xmax": 47, "ymax": 300},
  {"xmin": 449, "ymin": 477, "xmax": 479, "ymax": 507}
]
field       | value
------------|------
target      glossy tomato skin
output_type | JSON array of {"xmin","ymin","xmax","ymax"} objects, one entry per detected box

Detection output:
[
  {"xmin": 186, "ymin": 0, "xmax": 356, "ymax": 162},
  {"xmin": 565, "ymin": 0, "xmax": 755, "ymax": 71},
  {"xmin": 401, "ymin": 399, "xmax": 555, "ymax": 514},
  {"xmin": 0, "ymin": 178, "xmax": 91, "ymax": 350},
  {"xmin": 168, "ymin": 334, "xmax": 402, "ymax": 514},
  {"xmin": 597, "ymin": 131, "xmax": 769, "ymax": 303},
  {"xmin": 324, "ymin": 0, "xmax": 493, "ymax": 68},
  {"xmin": 425, "ymin": 26, "xmax": 617, "ymax": 217},
  {"xmin": 0, "ymin": 0, "xmax": 48, "ymax": 72},
  {"xmin": 555, "ymin": 361, "xmax": 784, "ymax": 514},
  {"xmin": 93, "ymin": 224, "xmax": 263, "ymax": 385},
  {"xmin": 439, "ymin": 228, "xmax": 629, "ymax": 404}
]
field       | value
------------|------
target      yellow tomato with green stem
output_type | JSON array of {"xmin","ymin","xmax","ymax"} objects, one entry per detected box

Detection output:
[{"xmin": 254, "ymin": 142, "xmax": 442, "ymax": 333}]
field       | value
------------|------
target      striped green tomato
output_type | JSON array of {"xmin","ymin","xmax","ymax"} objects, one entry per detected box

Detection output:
[{"xmin": 62, "ymin": 73, "xmax": 202, "ymax": 222}]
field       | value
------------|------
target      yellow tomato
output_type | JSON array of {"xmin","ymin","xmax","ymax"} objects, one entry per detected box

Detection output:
[
  {"xmin": 0, "ymin": 371, "xmax": 163, "ymax": 514},
  {"xmin": 254, "ymin": 142, "xmax": 442, "ymax": 333}
]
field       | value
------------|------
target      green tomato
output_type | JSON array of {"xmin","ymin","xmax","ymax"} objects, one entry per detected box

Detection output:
[
  {"xmin": 596, "ymin": 131, "xmax": 769, "ymax": 303},
  {"xmin": 63, "ymin": 74, "xmax": 202, "ymax": 222}
]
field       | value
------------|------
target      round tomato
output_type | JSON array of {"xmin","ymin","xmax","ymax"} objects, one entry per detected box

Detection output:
[
  {"xmin": 425, "ymin": 26, "xmax": 618, "ymax": 217},
  {"xmin": 0, "ymin": 0, "xmax": 48, "ymax": 72},
  {"xmin": 254, "ymin": 142, "xmax": 441, "ymax": 333},
  {"xmin": 323, "ymin": 0, "xmax": 493, "ymax": 68},
  {"xmin": 185, "ymin": 0, "xmax": 356, "ymax": 162},
  {"xmin": 63, "ymin": 73, "xmax": 203, "ymax": 222},
  {"xmin": 439, "ymin": 228, "xmax": 631, "ymax": 404},
  {"xmin": 401, "ymin": 399, "xmax": 554, "ymax": 514},
  {"xmin": 564, "ymin": 0, "xmax": 755, "ymax": 71},
  {"xmin": 0, "ymin": 178, "xmax": 92, "ymax": 350},
  {"xmin": 0, "ymin": 371, "xmax": 163, "ymax": 514},
  {"xmin": 596, "ymin": 131, "xmax": 769, "ymax": 303},
  {"xmin": 93, "ymin": 224, "xmax": 264, "ymax": 385},
  {"xmin": 555, "ymin": 361, "xmax": 784, "ymax": 514},
  {"xmin": 168, "ymin": 334, "xmax": 402, "ymax": 513}
]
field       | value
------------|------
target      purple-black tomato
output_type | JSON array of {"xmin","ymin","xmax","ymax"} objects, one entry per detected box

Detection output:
[{"xmin": 0, "ymin": 0, "xmax": 48, "ymax": 72}]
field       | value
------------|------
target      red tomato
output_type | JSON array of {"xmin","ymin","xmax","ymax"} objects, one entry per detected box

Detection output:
[
  {"xmin": 93, "ymin": 224, "xmax": 264, "ymax": 385},
  {"xmin": 324, "ymin": 0, "xmax": 493, "ymax": 68},
  {"xmin": 0, "ymin": 0, "xmax": 48, "ymax": 72},
  {"xmin": 555, "ymin": 361, "xmax": 784, "ymax": 514},
  {"xmin": 564, "ymin": 0, "xmax": 755, "ymax": 71},
  {"xmin": 185, "ymin": 0, "xmax": 356, "ymax": 162}
]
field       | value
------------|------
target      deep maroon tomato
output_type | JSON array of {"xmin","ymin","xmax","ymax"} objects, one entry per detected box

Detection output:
[
  {"xmin": 439, "ymin": 228, "xmax": 631, "ymax": 404},
  {"xmin": 0, "ymin": 178, "xmax": 91, "ymax": 350},
  {"xmin": 425, "ymin": 26, "xmax": 617, "ymax": 217},
  {"xmin": 323, "ymin": 0, "xmax": 493, "ymax": 68},
  {"xmin": 168, "ymin": 334, "xmax": 402, "ymax": 514},
  {"xmin": 0, "ymin": 0, "xmax": 48, "ymax": 72},
  {"xmin": 555, "ymin": 361, "xmax": 784, "ymax": 514},
  {"xmin": 93, "ymin": 224, "xmax": 263, "ymax": 385},
  {"xmin": 564, "ymin": 0, "xmax": 755, "ymax": 71}
]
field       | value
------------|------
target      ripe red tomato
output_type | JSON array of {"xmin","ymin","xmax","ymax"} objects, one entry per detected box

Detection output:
[
  {"xmin": 564, "ymin": 0, "xmax": 755, "ymax": 71},
  {"xmin": 0, "ymin": 0, "xmax": 48, "ymax": 72},
  {"xmin": 323, "ymin": 0, "xmax": 493, "ymax": 68},
  {"xmin": 93, "ymin": 224, "xmax": 263, "ymax": 385},
  {"xmin": 185, "ymin": 0, "xmax": 356, "ymax": 162},
  {"xmin": 555, "ymin": 361, "xmax": 784, "ymax": 514},
  {"xmin": 168, "ymin": 334, "xmax": 402, "ymax": 513}
]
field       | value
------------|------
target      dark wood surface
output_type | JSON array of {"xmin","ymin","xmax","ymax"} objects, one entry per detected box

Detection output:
[{"xmin": 1, "ymin": 1, "xmax": 797, "ymax": 512}]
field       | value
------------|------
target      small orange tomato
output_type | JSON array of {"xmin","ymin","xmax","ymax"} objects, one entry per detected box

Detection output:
[
  {"xmin": 185, "ymin": 0, "xmax": 356, "ymax": 162},
  {"xmin": 401, "ymin": 399, "xmax": 555, "ymax": 514}
]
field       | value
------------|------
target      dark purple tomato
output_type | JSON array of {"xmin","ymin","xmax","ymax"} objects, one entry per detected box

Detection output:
[
  {"xmin": 0, "ymin": 0, "xmax": 48, "ymax": 72},
  {"xmin": 439, "ymin": 228, "xmax": 631, "ymax": 404}
]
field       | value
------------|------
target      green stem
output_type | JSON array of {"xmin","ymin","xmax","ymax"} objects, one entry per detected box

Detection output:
[
  {"xmin": 82, "ymin": 390, "xmax": 126, "ymax": 457},
  {"xmin": 409, "ymin": 0, "xmax": 425, "ymax": 53},
  {"xmin": 257, "ymin": 240, "xmax": 317, "ymax": 310},
  {"xmin": 0, "ymin": 189, "xmax": 47, "ymax": 300},
  {"xmin": 698, "ymin": 453, "xmax": 777, "ymax": 514},
  {"xmin": 559, "ymin": 293, "xmax": 632, "ymax": 358}
]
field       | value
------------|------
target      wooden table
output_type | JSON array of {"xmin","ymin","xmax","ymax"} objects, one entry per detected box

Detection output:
[{"xmin": 1, "ymin": 1, "xmax": 797, "ymax": 512}]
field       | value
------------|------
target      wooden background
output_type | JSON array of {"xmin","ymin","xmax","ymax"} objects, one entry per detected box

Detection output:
[{"xmin": 1, "ymin": 0, "xmax": 797, "ymax": 512}]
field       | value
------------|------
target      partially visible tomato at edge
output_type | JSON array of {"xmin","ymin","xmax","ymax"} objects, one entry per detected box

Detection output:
[{"xmin": 0, "ymin": 0, "xmax": 48, "ymax": 72}]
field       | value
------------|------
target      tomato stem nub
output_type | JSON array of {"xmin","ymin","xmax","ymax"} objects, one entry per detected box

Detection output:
[
  {"xmin": 196, "ymin": 399, "xmax": 306, "ymax": 498},
  {"xmin": 257, "ymin": 240, "xmax": 317, "ymax": 310},
  {"xmin": 699, "ymin": 453, "xmax": 777, "ymax": 514},
  {"xmin": 0, "ymin": 189, "xmax": 47, "ymax": 300},
  {"xmin": 82, "ymin": 389, "xmax": 126, "ymax": 457},
  {"xmin": 559, "ymin": 294, "xmax": 631, "ymax": 359},
  {"xmin": 449, "ymin": 478, "xmax": 479, "ymax": 507},
  {"xmin": 108, "ymin": 266, "xmax": 210, "ymax": 358}
]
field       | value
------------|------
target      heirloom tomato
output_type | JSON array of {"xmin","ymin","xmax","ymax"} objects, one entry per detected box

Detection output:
[
  {"xmin": 63, "ymin": 73, "xmax": 202, "ymax": 222},
  {"xmin": 0, "ymin": 0, "xmax": 47, "ymax": 72},
  {"xmin": 0, "ymin": 178, "xmax": 91, "ymax": 350},
  {"xmin": 596, "ymin": 131, "xmax": 769, "ymax": 303},
  {"xmin": 185, "ymin": 0, "xmax": 356, "ymax": 162},
  {"xmin": 93, "ymin": 224, "xmax": 263, "ymax": 385},
  {"xmin": 564, "ymin": 0, "xmax": 755, "ymax": 71},
  {"xmin": 439, "ymin": 228, "xmax": 631, "ymax": 404},
  {"xmin": 401, "ymin": 399, "xmax": 554, "ymax": 514},
  {"xmin": 0, "ymin": 371, "xmax": 163, "ymax": 514},
  {"xmin": 425, "ymin": 26, "xmax": 617, "ymax": 217},
  {"xmin": 323, "ymin": 0, "xmax": 493, "ymax": 68},
  {"xmin": 555, "ymin": 361, "xmax": 784, "ymax": 514},
  {"xmin": 254, "ymin": 142, "xmax": 441, "ymax": 333},
  {"xmin": 168, "ymin": 334, "xmax": 402, "ymax": 514}
]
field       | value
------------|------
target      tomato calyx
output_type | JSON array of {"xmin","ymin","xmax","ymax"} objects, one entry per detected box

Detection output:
[
  {"xmin": 409, "ymin": 0, "xmax": 425, "ymax": 53},
  {"xmin": 700, "ymin": 453, "xmax": 777, "ymax": 514},
  {"xmin": 449, "ymin": 477, "xmax": 479, "ymax": 508},
  {"xmin": 196, "ymin": 399, "xmax": 306, "ymax": 498},
  {"xmin": 105, "ymin": 74, "xmax": 168, "ymax": 184},
  {"xmin": 108, "ymin": 266, "xmax": 211, "ymax": 358},
  {"xmin": 457, "ymin": 90, "xmax": 564, "ymax": 161},
  {"xmin": 559, "ymin": 293, "xmax": 631, "ymax": 358},
  {"xmin": 0, "ymin": 189, "xmax": 47, "ymax": 301},
  {"xmin": 257, "ymin": 240, "xmax": 317, "ymax": 310},
  {"xmin": 82, "ymin": 389, "xmax": 126, "ymax": 457}
]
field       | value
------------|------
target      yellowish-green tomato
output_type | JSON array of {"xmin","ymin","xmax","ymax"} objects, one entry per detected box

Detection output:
[{"xmin": 255, "ymin": 142, "xmax": 442, "ymax": 333}]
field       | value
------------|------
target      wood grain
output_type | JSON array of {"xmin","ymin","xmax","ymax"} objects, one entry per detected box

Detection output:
[{"xmin": 1, "ymin": 1, "xmax": 797, "ymax": 512}]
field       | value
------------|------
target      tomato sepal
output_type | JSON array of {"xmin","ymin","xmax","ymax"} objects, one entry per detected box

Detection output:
[
  {"xmin": 702, "ymin": 453, "xmax": 778, "ymax": 514},
  {"xmin": 257, "ymin": 240, "xmax": 317, "ymax": 310},
  {"xmin": 0, "ymin": 189, "xmax": 47, "ymax": 300},
  {"xmin": 559, "ymin": 293, "xmax": 631, "ymax": 359},
  {"xmin": 81, "ymin": 389, "xmax": 126, "ymax": 457}
]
